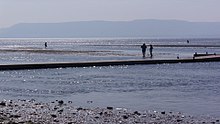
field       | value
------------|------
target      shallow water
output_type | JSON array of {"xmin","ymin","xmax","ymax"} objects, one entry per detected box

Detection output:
[
  {"xmin": 0, "ymin": 63, "xmax": 220, "ymax": 117},
  {"xmin": 0, "ymin": 38, "xmax": 220, "ymax": 117},
  {"xmin": 0, "ymin": 38, "xmax": 220, "ymax": 64}
]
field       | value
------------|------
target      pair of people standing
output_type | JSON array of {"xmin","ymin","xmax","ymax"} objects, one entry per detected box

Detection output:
[{"xmin": 141, "ymin": 43, "xmax": 153, "ymax": 58}]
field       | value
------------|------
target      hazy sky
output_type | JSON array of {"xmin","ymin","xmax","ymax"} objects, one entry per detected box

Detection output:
[{"xmin": 1, "ymin": 0, "xmax": 220, "ymax": 28}]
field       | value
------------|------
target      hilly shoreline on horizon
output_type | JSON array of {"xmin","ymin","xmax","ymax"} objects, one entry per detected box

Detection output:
[{"xmin": 0, "ymin": 19, "xmax": 220, "ymax": 38}]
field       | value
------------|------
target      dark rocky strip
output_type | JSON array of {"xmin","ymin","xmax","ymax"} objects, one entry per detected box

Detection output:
[
  {"xmin": 0, "ymin": 99, "xmax": 219, "ymax": 124},
  {"xmin": 91, "ymin": 44, "xmax": 220, "ymax": 48},
  {"xmin": 0, "ymin": 55, "xmax": 220, "ymax": 70}
]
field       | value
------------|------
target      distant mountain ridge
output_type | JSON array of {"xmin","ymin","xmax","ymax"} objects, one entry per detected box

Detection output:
[{"xmin": 0, "ymin": 19, "xmax": 220, "ymax": 38}]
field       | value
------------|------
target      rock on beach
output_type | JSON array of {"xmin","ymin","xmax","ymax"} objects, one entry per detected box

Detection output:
[{"xmin": 0, "ymin": 99, "xmax": 219, "ymax": 124}]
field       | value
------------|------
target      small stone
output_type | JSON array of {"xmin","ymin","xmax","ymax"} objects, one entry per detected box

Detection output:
[
  {"xmin": 0, "ymin": 101, "xmax": 6, "ymax": 106},
  {"xmin": 34, "ymin": 103, "xmax": 40, "ymax": 105},
  {"xmin": 58, "ymin": 109, "xmax": 63, "ymax": 113},
  {"xmin": 54, "ymin": 107, "xmax": 58, "ymax": 110},
  {"xmin": 134, "ymin": 111, "xmax": 141, "ymax": 116},
  {"xmin": 99, "ymin": 112, "xmax": 103, "ymax": 116},
  {"xmin": 77, "ymin": 107, "xmax": 83, "ymax": 111},
  {"xmin": 29, "ymin": 99, "xmax": 35, "ymax": 102},
  {"xmin": 161, "ymin": 111, "xmax": 165, "ymax": 114},
  {"xmin": 58, "ymin": 100, "xmax": 64, "ymax": 105},
  {"xmin": 54, "ymin": 119, "xmax": 59, "ymax": 122},
  {"xmin": 10, "ymin": 115, "xmax": 21, "ymax": 118},
  {"xmin": 151, "ymin": 114, "xmax": 156, "ymax": 118},
  {"xmin": 94, "ymin": 116, "xmax": 99, "ymax": 119},
  {"xmin": 107, "ymin": 107, "xmax": 113, "ymax": 110},
  {"xmin": 177, "ymin": 119, "xmax": 182, "ymax": 122},
  {"xmin": 51, "ymin": 114, "xmax": 57, "ymax": 118},
  {"xmin": 122, "ymin": 115, "xmax": 129, "ymax": 119}
]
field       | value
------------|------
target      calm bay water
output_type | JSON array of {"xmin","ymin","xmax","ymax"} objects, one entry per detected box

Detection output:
[{"xmin": 0, "ymin": 38, "xmax": 220, "ymax": 117}]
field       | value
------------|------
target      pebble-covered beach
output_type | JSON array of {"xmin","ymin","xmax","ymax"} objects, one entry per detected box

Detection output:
[{"xmin": 0, "ymin": 99, "xmax": 219, "ymax": 124}]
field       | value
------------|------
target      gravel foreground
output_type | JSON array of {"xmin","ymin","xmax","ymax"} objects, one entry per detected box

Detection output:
[{"xmin": 0, "ymin": 99, "xmax": 219, "ymax": 124}]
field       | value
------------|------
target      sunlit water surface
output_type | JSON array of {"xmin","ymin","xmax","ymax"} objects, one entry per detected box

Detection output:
[{"xmin": 0, "ymin": 38, "xmax": 220, "ymax": 117}]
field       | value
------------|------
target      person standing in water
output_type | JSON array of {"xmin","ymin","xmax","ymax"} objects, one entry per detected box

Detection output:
[
  {"xmin": 149, "ymin": 44, "xmax": 153, "ymax": 58},
  {"xmin": 45, "ymin": 42, "xmax": 47, "ymax": 48},
  {"xmin": 141, "ymin": 43, "xmax": 147, "ymax": 58}
]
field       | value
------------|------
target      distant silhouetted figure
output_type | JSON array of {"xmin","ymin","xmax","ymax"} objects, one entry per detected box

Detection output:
[
  {"xmin": 141, "ymin": 43, "xmax": 147, "ymax": 58},
  {"xmin": 177, "ymin": 55, "xmax": 180, "ymax": 59},
  {"xmin": 187, "ymin": 40, "xmax": 189, "ymax": 43},
  {"xmin": 45, "ymin": 42, "xmax": 47, "ymax": 48},
  {"xmin": 149, "ymin": 44, "xmax": 153, "ymax": 58}
]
